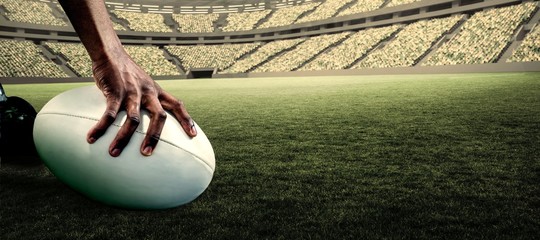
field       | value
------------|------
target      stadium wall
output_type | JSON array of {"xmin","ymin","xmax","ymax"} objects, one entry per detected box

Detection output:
[
  {"xmin": 238, "ymin": 62, "xmax": 540, "ymax": 78},
  {"xmin": 0, "ymin": 75, "xmax": 187, "ymax": 84},
  {"xmin": 3, "ymin": 62, "xmax": 539, "ymax": 84}
]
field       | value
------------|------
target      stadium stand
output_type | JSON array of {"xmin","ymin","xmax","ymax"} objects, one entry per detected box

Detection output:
[
  {"xmin": 423, "ymin": 2, "xmax": 538, "ymax": 66},
  {"xmin": 508, "ymin": 25, "xmax": 540, "ymax": 62},
  {"xmin": 1, "ymin": 0, "xmax": 539, "ymax": 79},
  {"xmin": 355, "ymin": 15, "xmax": 463, "ymax": 69},
  {"xmin": 300, "ymin": 25, "xmax": 401, "ymax": 71},
  {"xmin": 172, "ymin": 13, "xmax": 219, "ymax": 33},
  {"xmin": 112, "ymin": 10, "xmax": 172, "ymax": 32},
  {"xmin": 257, "ymin": 2, "xmax": 320, "ymax": 29},
  {"xmin": 44, "ymin": 42, "xmax": 93, "ymax": 77},
  {"xmin": 123, "ymin": 45, "xmax": 180, "ymax": 76},
  {"xmin": 296, "ymin": 0, "xmax": 354, "ymax": 23},
  {"xmin": 165, "ymin": 43, "xmax": 262, "ymax": 71},
  {"xmin": 252, "ymin": 32, "xmax": 351, "ymax": 72},
  {"xmin": 336, "ymin": 0, "xmax": 385, "ymax": 17},
  {"xmin": 45, "ymin": 42, "xmax": 180, "ymax": 77},
  {"xmin": 221, "ymin": 10, "xmax": 272, "ymax": 32},
  {"xmin": 386, "ymin": 0, "xmax": 422, "ymax": 8},
  {"xmin": 0, "ymin": 0, "xmax": 67, "ymax": 26},
  {"xmin": 222, "ymin": 38, "xmax": 306, "ymax": 73},
  {"xmin": 0, "ymin": 39, "xmax": 68, "ymax": 78},
  {"xmin": 112, "ymin": 21, "xmax": 127, "ymax": 31}
]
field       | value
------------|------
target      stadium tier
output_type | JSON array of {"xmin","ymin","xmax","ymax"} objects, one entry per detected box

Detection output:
[
  {"xmin": 0, "ymin": 0, "xmax": 539, "ymax": 79},
  {"xmin": 221, "ymin": 9, "xmax": 273, "ymax": 32},
  {"xmin": 112, "ymin": 10, "xmax": 173, "ymax": 32},
  {"xmin": 295, "ymin": 0, "xmax": 355, "ymax": 23},
  {"xmin": 0, "ymin": 0, "xmax": 67, "ymax": 26},
  {"xmin": 252, "ymin": 32, "xmax": 352, "ymax": 72},
  {"xmin": 0, "ymin": 39, "xmax": 67, "ymax": 77},
  {"xmin": 165, "ymin": 43, "xmax": 262, "ymax": 71},
  {"xmin": 257, "ymin": 2, "xmax": 321, "ymax": 29},
  {"xmin": 507, "ymin": 20, "xmax": 540, "ymax": 62},
  {"xmin": 336, "ymin": 0, "xmax": 385, "ymax": 17},
  {"xmin": 355, "ymin": 14, "xmax": 464, "ymax": 69},
  {"xmin": 299, "ymin": 25, "xmax": 401, "ymax": 71},
  {"xmin": 172, "ymin": 13, "xmax": 220, "ymax": 33},
  {"xmin": 422, "ymin": 1, "xmax": 538, "ymax": 66},
  {"xmin": 223, "ymin": 38, "xmax": 306, "ymax": 73}
]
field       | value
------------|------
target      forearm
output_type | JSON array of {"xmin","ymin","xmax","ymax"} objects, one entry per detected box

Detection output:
[{"xmin": 58, "ymin": 0, "xmax": 125, "ymax": 63}]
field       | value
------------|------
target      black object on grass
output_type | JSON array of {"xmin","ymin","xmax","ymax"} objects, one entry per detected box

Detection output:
[{"xmin": 0, "ymin": 83, "xmax": 39, "ymax": 164}]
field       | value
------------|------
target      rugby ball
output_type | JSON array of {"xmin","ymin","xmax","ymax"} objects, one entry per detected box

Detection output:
[{"xmin": 33, "ymin": 85, "xmax": 215, "ymax": 210}]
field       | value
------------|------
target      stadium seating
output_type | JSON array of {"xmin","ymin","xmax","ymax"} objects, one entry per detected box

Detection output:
[
  {"xmin": 221, "ymin": 10, "xmax": 272, "ymax": 32},
  {"xmin": 165, "ymin": 43, "xmax": 262, "ymax": 71},
  {"xmin": 336, "ymin": 0, "xmax": 385, "ymax": 17},
  {"xmin": 0, "ymin": 0, "xmax": 67, "ymax": 26},
  {"xmin": 296, "ymin": 0, "xmax": 354, "ymax": 23},
  {"xmin": 386, "ymin": 0, "xmax": 422, "ymax": 8},
  {"xmin": 252, "ymin": 32, "xmax": 351, "ymax": 72},
  {"xmin": 45, "ymin": 42, "xmax": 93, "ymax": 77},
  {"xmin": 123, "ymin": 45, "xmax": 180, "ymax": 76},
  {"xmin": 355, "ymin": 15, "xmax": 463, "ymax": 68},
  {"xmin": 112, "ymin": 10, "xmax": 172, "ymax": 32},
  {"xmin": 222, "ymin": 38, "xmax": 306, "ymax": 73},
  {"xmin": 507, "ymin": 25, "xmax": 540, "ymax": 63},
  {"xmin": 172, "ymin": 13, "xmax": 219, "ymax": 33},
  {"xmin": 423, "ymin": 2, "xmax": 538, "ymax": 66},
  {"xmin": 45, "ymin": 42, "xmax": 180, "ymax": 76},
  {"xmin": 300, "ymin": 25, "xmax": 401, "ymax": 71},
  {"xmin": 257, "ymin": 2, "xmax": 320, "ymax": 29},
  {"xmin": 112, "ymin": 21, "xmax": 127, "ymax": 31},
  {"xmin": 0, "ymin": 39, "xmax": 68, "ymax": 78},
  {"xmin": 1, "ymin": 0, "xmax": 539, "ymax": 78}
]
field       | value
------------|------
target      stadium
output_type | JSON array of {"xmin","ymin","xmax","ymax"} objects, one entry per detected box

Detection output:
[{"xmin": 1, "ymin": 0, "xmax": 539, "ymax": 238}]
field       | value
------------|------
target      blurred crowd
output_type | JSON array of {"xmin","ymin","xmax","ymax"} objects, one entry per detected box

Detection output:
[
  {"xmin": 0, "ymin": 0, "xmax": 538, "ymax": 77},
  {"xmin": 423, "ymin": 2, "xmax": 537, "ymax": 66},
  {"xmin": 0, "ymin": 39, "xmax": 67, "ymax": 77}
]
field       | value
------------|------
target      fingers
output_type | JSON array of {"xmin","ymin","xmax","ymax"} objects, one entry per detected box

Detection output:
[
  {"xmin": 93, "ymin": 90, "xmax": 168, "ymax": 157},
  {"xmin": 88, "ymin": 90, "xmax": 141, "ymax": 158},
  {"xmin": 87, "ymin": 95, "xmax": 121, "ymax": 144},
  {"xmin": 140, "ymin": 98, "xmax": 167, "ymax": 156},
  {"xmin": 159, "ymin": 91, "xmax": 197, "ymax": 137},
  {"xmin": 108, "ymin": 94, "xmax": 141, "ymax": 157},
  {"xmin": 87, "ymin": 81, "xmax": 193, "ymax": 158}
]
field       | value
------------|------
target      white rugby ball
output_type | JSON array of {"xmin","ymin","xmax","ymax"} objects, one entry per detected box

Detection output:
[{"xmin": 33, "ymin": 85, "xmax": 215, "ymax": 210}]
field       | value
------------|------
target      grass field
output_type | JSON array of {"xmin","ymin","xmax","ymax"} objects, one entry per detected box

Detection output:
[{"xmin": 1, "ymin": 72, "xmax": 539, "ymax": 239}]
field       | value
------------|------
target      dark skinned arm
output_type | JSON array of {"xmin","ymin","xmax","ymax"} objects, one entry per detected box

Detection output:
[{"xmin": 58, "ymin": 0, "xmax": 197, "ymax": 157}]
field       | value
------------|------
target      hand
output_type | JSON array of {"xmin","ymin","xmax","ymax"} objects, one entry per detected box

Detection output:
[{"xmin": 86, "ymin": 52, "xmax": 197, "ymax": 157}]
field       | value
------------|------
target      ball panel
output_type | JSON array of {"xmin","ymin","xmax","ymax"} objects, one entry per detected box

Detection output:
[{"xmin": 33, "ymin": 85, "xmax": 215, "ymax": 209}]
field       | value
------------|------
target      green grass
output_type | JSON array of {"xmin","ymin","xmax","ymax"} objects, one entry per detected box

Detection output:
[{"xmin": 1, "ymin": 72, "xmax": 540, "ymax": 239}]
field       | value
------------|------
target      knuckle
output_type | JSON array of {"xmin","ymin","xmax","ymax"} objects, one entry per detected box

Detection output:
[
  {"xmin": 104, "ymin": 110, "xmax": 117, "ymax": 122},
  {"xmin": 173, "ymin": 99, "xmax": 185, "ymax": 109},
  {"xmin": 156, "ymin": 110, "xmax": 168, "ymax": 121},
  {"xmin": 142, "ymin": 83, "xmax": 157, "ymax": 93},
  {"xmin": 128, "ymin": 115, "xmax": 141, "ymax": 125}
]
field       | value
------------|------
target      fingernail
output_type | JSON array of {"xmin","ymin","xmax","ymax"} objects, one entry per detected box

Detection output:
[
  {"xmin": 111, "ymin": 148, "xmax": 121, "ymax": 157},
  {"xmin": 88, "ymin": 137, "xmax": 96, "ymax": 143},
  {"xmin": 142, "ymin": 146, "xmax": 153, "ymax": 156}
]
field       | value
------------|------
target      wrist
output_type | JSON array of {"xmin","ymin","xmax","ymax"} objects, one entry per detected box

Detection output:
[
  {"xmin": 90, "ymin": 40, "xmax": 127, "ymax": 63},
  {"xmin": 91, "ymin": 44, "xmax": 129, "ymax": 70}
]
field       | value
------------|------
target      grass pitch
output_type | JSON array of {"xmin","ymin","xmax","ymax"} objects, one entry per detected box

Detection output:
[{"xmin": 1, "ymin": 72, "xmax": 539, "ymax": 239}]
